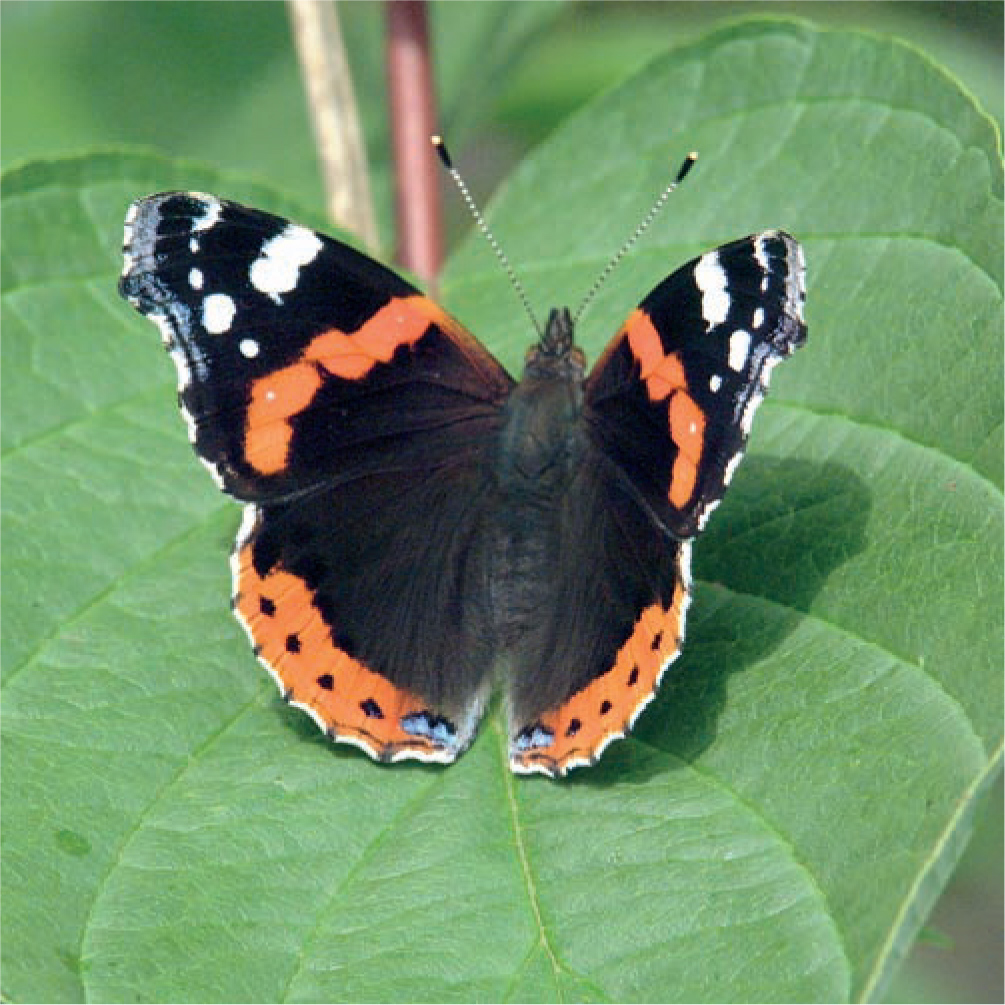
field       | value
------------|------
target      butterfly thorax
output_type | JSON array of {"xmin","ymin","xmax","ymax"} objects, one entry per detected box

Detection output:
[{"xmin": 496, "ymin": 307, "xmax": 586, "ymax": 495}]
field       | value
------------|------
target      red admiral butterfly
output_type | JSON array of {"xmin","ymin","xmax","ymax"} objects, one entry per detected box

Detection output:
[{"xmin": 119, "ymin": 161, "xmax": 806, "ymax": 776}]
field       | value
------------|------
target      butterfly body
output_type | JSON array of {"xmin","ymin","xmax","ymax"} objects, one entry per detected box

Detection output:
[{"xmin": 120, "ymin": 191, "xmax": 806, "ymax": 776}]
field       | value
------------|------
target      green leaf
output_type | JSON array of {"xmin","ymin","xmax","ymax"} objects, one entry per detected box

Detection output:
[{"xmin": 3, "ymin": 19, "xmax": 1001, "ymax": 1005}]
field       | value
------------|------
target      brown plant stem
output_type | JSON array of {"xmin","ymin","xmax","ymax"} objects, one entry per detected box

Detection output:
[
  {"xmin": 386, "ymin": 0, "xmax": 442, "ymax": 288},
  {"xmin": 288, "ymin": 0, "xmax": 379, "ymax": 251}
]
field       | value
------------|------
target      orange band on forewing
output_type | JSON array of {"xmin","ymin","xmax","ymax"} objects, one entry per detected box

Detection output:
[
  {"xmin": 306, "ymin": 295, "xmax": 436, "ymax": 379},
  {"xmin": 512, "ymin": 584, "xmax": 688, "ymax": 775},
  {"xmin": 625, "ymin": 311, "xmax": 686, "ymax": 400},
  {"xmin": 234, "ymin": 547, "xmax": 443, "ymax": 759},
  {"xmin": 625, "ymin": 310, "xmax": 666, "ymax": 381},
  {"xmin": 245, "ymin": 363, "xmax": 323, "ymax": 475},
  {"xmin": 668, "ymin": 390, "xmax": 706, "ymax": 507},
  {"xmin": 669, "ymin": 457, "xmax": 697, "ymax": 508},
  {"xmin": 621, "ymin": 310, "xmax": 707, "ymax": 511},
  {"xmin": 242, "ymin": 295, "xmax": 449, "ymax": 476},
  {"xmin": 645, "ymin": 357, "xmax": 687, "ymax": 400},
  {"xmin": 669, "ymin": 392, "xmax": 705, "ymax": 462}
]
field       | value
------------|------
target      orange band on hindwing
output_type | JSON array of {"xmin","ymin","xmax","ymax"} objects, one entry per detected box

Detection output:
[
  {"xmin": 233, "ymin": 542, "xmax": 449, "ymax": 761},
  {"xmin": 511, "ymin": 582, "xmax": 688, "ymax": 776}
]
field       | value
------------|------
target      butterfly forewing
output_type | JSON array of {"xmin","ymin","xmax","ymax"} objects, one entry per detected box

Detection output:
[
  {"xmin": 584, "ymin": 232, "xmax": 806, "ymax": 539},
  {"xmin": 120, "ymin": 193, "xmax": 513, "ymax": 502}
]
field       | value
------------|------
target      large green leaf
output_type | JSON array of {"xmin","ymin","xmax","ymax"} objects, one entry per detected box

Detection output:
[{"xmin": 3, "ymin": 19, "xmax": 1001, "ymax": 1004}]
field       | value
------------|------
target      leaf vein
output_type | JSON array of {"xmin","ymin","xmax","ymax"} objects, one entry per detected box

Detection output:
[{"xmin": 494, "ymin": 720, "xmax": 605, "ymax": 1003}]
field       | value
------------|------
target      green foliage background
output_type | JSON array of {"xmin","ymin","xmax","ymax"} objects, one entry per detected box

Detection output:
[{"xmin": 2, "ymin": 3, "xmax": 1002, "ymax": 1003}]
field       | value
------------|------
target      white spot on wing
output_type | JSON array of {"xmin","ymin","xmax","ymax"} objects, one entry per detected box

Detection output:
[
  {"xmin": 192, "ymin": 196, "xmax": 222, "ymax": 233},
  {"xmin": 239, "ymin": 338, "xmax": 260, "ymax": 359},
  {"xmin": 784, "ymin": 237, "xmax": 807, "ymax": 321},
  {"xmin": 234, "ymin": 504, "xmax": 260, "ymax": 551},
  {"xmin": 723, "ymin": 452, "xmax": 743, "ymax": 486},
  {"xmin": 388, "ymin": 744, "xmax": 458, "ymax": 765},
  {"xmin": 709, "ymin": 374, "xmax": 723, "ymax": 393},
  {"xmin": 510, "ymin": 759, "xmax": 558, "ymax": 777},
  {"xmin": 121, "ymin": 205, "xmax": 140, "ymax": 275},
  {"xmin": 752, "ymin": 230, "xmax": 806, "ymax": 322},
  {"xmin": 198, "ymin": 455, "xmax": 227, "ymax": 491},
  {"xmin": 145, "ymin": 304, "xmax": 209, "ymax": 383},
  {"xmin": 189, "ymin": 268, "xmax": 204, "ymax": 290},
  {"xmin": 752, "ymin": 307, "xmax": 765, "ymax": 329},
  {"xmin": 249, "ymin": 225, "xmax": 323, "ymax": 303},
  {"xmin": 167, "ymin": 344, "xmax": 194, "ymax": 393},
  {"xmin": 203, "ymin": 293, "xmax": 236, "ymax": 334},
  {"xmin": 728, "ymin": 329, "xmax": 751, "ymax": 372},
  {"xmin": 694, "ymin": 251, "xmax": 730, "ymax": 327}
]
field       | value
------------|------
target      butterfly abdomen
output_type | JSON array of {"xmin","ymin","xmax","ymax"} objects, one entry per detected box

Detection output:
[{"xmin": 486, "ymin": 338, "xmax": 585, "ymax": 642}]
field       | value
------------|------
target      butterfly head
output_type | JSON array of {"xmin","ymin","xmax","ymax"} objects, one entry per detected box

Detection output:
[{"xmin": 523, "ymin": 307, "xmax": 586, "ymax": 380}]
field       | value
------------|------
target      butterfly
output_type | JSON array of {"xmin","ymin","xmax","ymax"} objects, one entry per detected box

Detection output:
[{"xmin": 119, "ymin": 182, "xmax": 806, "ymax": 777}]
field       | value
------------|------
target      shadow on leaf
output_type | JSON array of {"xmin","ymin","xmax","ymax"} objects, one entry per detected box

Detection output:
[{"xmin": 572, "ymin": 456, "xmax": 871, "ymax": 786}]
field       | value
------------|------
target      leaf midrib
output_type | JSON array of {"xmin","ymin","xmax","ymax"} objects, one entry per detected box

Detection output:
[{"xmin": 495, "ymin": 720, "xmax": 577, "ymax": 1003}]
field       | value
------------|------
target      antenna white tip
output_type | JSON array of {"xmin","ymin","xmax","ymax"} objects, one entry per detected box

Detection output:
[
  {"xmin": 677, "ymin": 152, "xmax": 698, "ymax": 183},
  {"xmin": 431, "ymin": 135, "xmax": 452, "ymax": 169}
]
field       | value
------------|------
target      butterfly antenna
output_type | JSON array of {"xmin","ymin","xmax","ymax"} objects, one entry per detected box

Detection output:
[
  {"xmin": 432, "ymin": 135, "xmax": 543, "ymax": 337},
  {"xmin": 572, "ymin": 151, "xmax": 698, "ymax": 326}
]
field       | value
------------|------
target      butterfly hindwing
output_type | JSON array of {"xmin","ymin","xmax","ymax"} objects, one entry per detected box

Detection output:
[
  {"xmin": 232, "ymin": 460, "xmax": 499, "ymax": 764},
  {"xmin": 506, "ymin": 448, "xmax": 691, "ymax": 776},
  {"xmin": 121, "ymin": 192, "xmax": 513, "ymax": 764}
]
